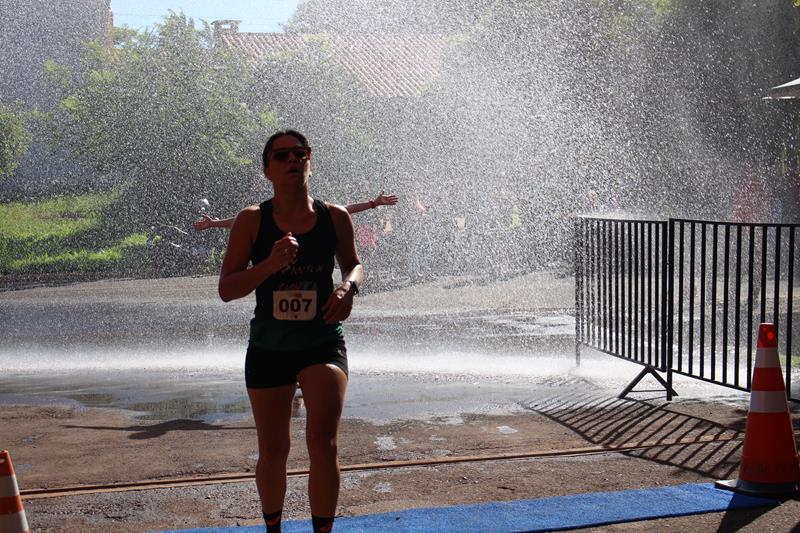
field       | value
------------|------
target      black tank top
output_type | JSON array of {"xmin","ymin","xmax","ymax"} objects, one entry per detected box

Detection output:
[{"xmin": 248, "ymin": 198, "xmax": 343, "ymax": 350}]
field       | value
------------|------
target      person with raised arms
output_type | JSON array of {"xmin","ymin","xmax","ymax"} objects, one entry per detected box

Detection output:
[{"xmin": 194, "ymin": 192, "xmax": 398, "ymax": 231}]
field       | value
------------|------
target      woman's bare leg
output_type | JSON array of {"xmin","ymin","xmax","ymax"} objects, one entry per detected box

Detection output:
[
  {"xmin": 297, "ymin": 363, "xmax": 348, "ymax": 517},
  {"xmin": 247, "ymin": 384, "xmax": 297, "ymax": 514}
]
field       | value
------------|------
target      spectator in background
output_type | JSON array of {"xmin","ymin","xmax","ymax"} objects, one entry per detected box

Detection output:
[
  {"xmin": 731, "ymin": 164, "xmax": 772, "ymax": 223},
  {"xmin": 194, "ymin": 192, "xmax": 398, "ymax": 231},
  {"xmin": 355, "ymin": 222, "xmax": 378, "ymax": 257}
]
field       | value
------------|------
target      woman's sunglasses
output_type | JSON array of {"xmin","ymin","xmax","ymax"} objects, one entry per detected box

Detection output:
[{"xmin": 270, "ymin": 147, "xmax": 311, "ymax": 161}]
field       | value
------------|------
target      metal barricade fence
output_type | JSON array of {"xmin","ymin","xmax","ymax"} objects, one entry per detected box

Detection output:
[{"xmin": 574, "ymin": 217, "xmax": 799, "ymax": 402}]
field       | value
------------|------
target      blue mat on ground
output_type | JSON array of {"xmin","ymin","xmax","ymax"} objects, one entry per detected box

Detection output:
[{"xmin": 152, "ymin": 482, "xmax": 778, "ymax": 533}]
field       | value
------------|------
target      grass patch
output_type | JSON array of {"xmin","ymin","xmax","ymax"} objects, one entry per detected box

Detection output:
[
  {"xmin": 7, "ymin": 232, "xmax": 148, "ymax": 271},
  {"xmin": 0, "ymin": 192, "xmax": 117, "ymax": 241},
  {"xmin": 0, "ymin": 191, "xmax": 222, "ymax": 278},
  {"xmin": 0, "ymin": 191, "xmax": 154, "ymax": 274}
]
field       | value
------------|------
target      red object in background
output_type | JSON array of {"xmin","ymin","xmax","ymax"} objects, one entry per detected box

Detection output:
[
  {"xmin": 731, "ymin": 177, "xmax": 772, "ymax": 223},
  {"xmin": 356, "ymin": 223, "xmax": 378, "ymax": 251}
]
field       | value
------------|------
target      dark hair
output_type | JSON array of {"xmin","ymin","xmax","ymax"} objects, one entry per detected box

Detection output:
[{"xmin": 262, "ymin": 130, "xmax": 309, "ymax": 171}]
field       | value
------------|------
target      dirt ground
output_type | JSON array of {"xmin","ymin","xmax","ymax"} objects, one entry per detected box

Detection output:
[
  {"xmin": 3, "ymin": 395, "xmax": 799, "ymax": 532},
  {"xmin": 2, "ymin": 274, "xmax": 800, "ymax": 532}
]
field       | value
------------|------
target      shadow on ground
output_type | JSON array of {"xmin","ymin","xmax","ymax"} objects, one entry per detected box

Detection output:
[
  {"xmin": 63, "ymin": 419, "xmax": 256, "ymax": 440},
  {"xmin": 521, "ymin": 395, "xmax": 800, "ymax": 531},
  {"xmin": 522, "ymin": 395, "xmax": 744, "ymax": 479}
]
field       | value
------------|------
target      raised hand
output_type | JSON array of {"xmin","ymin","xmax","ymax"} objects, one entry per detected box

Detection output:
[
  {"xmin": 193, "ymin": 213, "xmax": 217, "ymax": 231},
  {"xmin": 374, "ymin": 192, "xmax": 398, "ymax": 206}
]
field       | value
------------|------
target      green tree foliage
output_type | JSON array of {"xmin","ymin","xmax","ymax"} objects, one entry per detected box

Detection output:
[
  {"xmin": 359, "ymin": 0, "xmax": 800, "ymax": 220},
  {"xmin": 250, "ymin": 38, "xmax": 379, "ymax": 202},
  {"xmin": 287, "ymin": 0, "xmax": 800, "ymax": 273},
  {"xmin": 39, "ymin": 12, "xmax": 272, "ymax": 226},
  {"xmin": 0, "ymin": 100, "xmax": 30, "ymax": 181}
]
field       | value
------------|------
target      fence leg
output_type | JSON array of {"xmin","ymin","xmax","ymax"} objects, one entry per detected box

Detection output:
[{"xmin": 618, "ymin": 366, "xmax": 678, "ymax": 400}]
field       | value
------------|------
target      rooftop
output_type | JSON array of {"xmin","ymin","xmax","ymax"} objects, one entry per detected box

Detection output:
[{"xmin": 213, "ymin": 23, "xmax": 449, "ymax": 98}]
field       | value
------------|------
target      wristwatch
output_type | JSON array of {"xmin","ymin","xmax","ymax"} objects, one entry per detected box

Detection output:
[{"xmin": 346, "ymin": 280, "xmax": 360, "ymax": 295}]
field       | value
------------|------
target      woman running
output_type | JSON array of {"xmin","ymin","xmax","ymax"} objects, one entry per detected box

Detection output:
[{"xmin": 219, "ymin": 130, "xmax": 363, "ymax": 533}]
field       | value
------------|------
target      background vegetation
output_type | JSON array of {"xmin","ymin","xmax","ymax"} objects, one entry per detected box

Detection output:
[
  {"xmin": 1, "ymin": 0, "xmax": 798, "ymax": 283},
  {"xmin": 0, "ymin": 99, "xmax": 30, "ymax": 181}
]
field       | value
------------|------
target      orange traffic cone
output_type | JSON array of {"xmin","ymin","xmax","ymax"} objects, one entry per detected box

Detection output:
[
  {"xmin": 716, "ymin": 323, "xmax": 800, "ymax": 496},
  {"xmin": 0, "ymin": 450, "xmax": 30, "ymax": 533}
]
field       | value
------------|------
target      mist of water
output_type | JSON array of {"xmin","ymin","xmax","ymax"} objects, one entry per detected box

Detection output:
[
  {"xmin": 3, "ymin": 0, "xmax": 798, "ymax": 277},
  {"xmin": 1, "ymin": 1, "xmax": 798, "ymax": 415},
  {"xmin": 259, "ymin": 0, "xmax": 799, "ymax": 275}
]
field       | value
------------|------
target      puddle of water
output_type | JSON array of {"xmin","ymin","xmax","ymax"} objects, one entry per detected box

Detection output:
[
  {"xmin": 375, "ymin": 436, "xmax": 397, "ymax": 451},
  {"xmin": 0, "ymin": 309, "xmax": 752, "ymax": 422},
  {"xmin": 373, "ymin": 482, "xmax": 393, "ymax": 493}
]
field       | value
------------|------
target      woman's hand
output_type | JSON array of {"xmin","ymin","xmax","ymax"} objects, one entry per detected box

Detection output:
[
  {"xmin": 374, "ymin": 192, "xmax": 398, "ymax": 206},
  {"xmin": 322, "ymin": 282, "xmax": 355, "ymax": 324},
  {"xmin": 268, "ymin": 232, "xmax": 299, "ymax": 271},
  {"xmin": 193, "ymin": 213, "xmax": 218, "ymax": 231}
]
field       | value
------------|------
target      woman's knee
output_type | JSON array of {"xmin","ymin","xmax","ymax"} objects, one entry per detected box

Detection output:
[
  {"xmin": 306, "ymin": 432, "xmax": 338, "ymax": 459},
  {"xmin": 260, "ymin": 438, "xmax": 291, "ymax": 464}
]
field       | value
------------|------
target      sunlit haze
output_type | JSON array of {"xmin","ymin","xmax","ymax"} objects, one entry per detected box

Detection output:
[{"xmin": 110, "ymin": 0, "xmax": 301, "ymax": 32}]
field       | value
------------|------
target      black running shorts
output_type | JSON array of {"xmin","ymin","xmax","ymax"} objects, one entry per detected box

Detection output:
[{"xmin": 244, "ymin": 337, "xmax": 348, "ymax": 389}]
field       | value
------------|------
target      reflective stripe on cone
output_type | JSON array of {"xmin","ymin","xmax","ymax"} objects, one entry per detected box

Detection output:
[
  {"xmin": 748, "ymin": 390, "xmax": 790, "ymax": 413},
  {"xmin": 715, "ymin": 323, "xmax": 800, "ymax": 496},
  {"xmin": 0, "ymin": 451, "xmax": 29, "ymax": 533}
]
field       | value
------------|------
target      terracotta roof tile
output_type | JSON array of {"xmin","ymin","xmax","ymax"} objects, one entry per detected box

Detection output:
[{"xmin": 218, "ymin": 33, "xmax": 448, "ymax": 97}]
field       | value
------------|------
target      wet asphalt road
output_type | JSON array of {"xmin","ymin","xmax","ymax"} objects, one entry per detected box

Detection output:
[{"xmin": 0, "ymin": 272, "xmax": 744, "ymax": 421}]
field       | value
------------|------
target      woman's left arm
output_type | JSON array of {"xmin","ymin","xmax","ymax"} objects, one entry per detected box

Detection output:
[{"xmin": 322, "ymin": 204, "xmax": 364, "ymax": 324}]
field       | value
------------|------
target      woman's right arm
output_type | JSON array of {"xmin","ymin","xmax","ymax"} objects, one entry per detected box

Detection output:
[{"xmin": 218, "ymin": 208, "xmax": 297, "ymax": 302}]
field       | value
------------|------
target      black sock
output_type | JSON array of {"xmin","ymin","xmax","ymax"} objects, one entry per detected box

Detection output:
[
  {"xmin": 263, "ymin": 509, "xmax": 282, "ymax": 533},
  {"xmin": 312, "ymin": 514, "xmax": 335, "ymax": 533}
]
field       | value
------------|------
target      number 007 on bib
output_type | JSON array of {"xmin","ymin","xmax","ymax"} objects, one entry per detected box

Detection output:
[{"xmin": 273, "ymin": 290, "xmax": 317, "ymax": 320}]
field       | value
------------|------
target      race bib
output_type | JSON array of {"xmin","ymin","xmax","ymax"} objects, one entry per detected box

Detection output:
[{"xmin": 273, "ymin": 290, "xmax": 317, "ymax": 320}]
